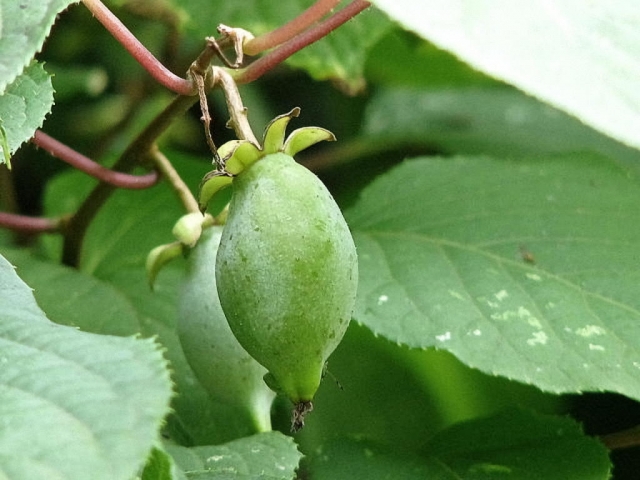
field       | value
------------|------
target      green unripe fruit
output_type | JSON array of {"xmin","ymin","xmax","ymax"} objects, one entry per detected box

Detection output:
[
  {"xmin": 216, "ymin": 153, "xmax": 358, "ymax": 425},
  {"xmin": 178, "ymin": 226, "xmax": 275, "ymax": 433}
]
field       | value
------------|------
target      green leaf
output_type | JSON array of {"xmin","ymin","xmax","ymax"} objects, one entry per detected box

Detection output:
[
  {"xmin": 141, "ymin": 446, "xmax": 188, "ymax": 480},
  {"xmin": 1, "ymin": 247, "xmax": 141, "ymax": 336},
  {"xmin": 0, "ymin": 61, "xmax": 54, "ymax": 165},
  {"xmin": 427, "ymin": 408, "xmax": 610, "ymax": 479},
  {"xmin": 363, "ymin": 86, "xmax": 640, "ymax": 164},
  {"xmin": 306, "ymin": 409, "xmax": 610, "ymax": 479},
  {"xmin": 306, "ymin": 437, "xmax": 456, "ymax": 479},
  {"xmin": 0, "ymin": 0, "xmax": 79, "ymax": 93},
  {"xmin": 166, "ymin": 432, "xmax": 302, "ymax": 479},
  {"xmin": 0, "ymin": 253, "xmax": 173, "ymax": 479},
  {"xmin": 179, "ymin": 1, "xmax": 392, "ymax": 92},
  {"xmin": 364, "ymin": 29, "xmax": 497, "ymax": 88},
  {"xmin": 346, "ymin": 154, "xmax": 640, "ymax": 401},
  {"xmin": 371, "ymin": 1, "xmax": 640, "ymax": 150}
]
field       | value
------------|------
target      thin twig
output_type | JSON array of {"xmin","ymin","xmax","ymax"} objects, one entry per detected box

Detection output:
[
  {"xmin": 81, "ymin": 0, "xmax": 194, "ymax": 95},
  {"xmin": 244, "ymin": 0, "xmax": 340, "ymax": 55},
  {"xmin": 32, "ymin": 131, "xmax": 160, "ymax": 189},
  {"xmin": 149, "ymin": 146, "xmax": 200, "ymax": 214},
  {"xmin": 237, "ymin": 0, "xmax": 372, "ymax": 84},
  {"xmin": 0, "ymin": 212, "xmax": 62, "ymax": 234},
  {"xmin": 190, "ymin": 68, "xmax": 221, "ymax": 166}
]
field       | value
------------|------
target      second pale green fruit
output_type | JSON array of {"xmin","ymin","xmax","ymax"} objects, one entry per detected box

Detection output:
[
  {"xmin": 178, "ymin": 226, "xmax": 275, "ymax": 433},
  {"xmin": 216, "ymin": 153, "xmax": 358, "ymax": 411}
]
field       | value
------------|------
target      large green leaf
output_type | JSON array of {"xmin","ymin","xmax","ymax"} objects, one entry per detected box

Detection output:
[
  {"xmin": 426, "ymin": 408, "xmax": 610, "ymax": 479},
  {"xmin": 307, "ymin": 408, "xmax": 609, "ymax": 479},
  {"xmin": 346, "ymin": 154, "xmax": 640, "ymax": 400},
  {"xmin": 371, "ymin": 1, "xmax": 640, "ymax": 151},
  {"xmin": 2, "ymin": 247, "xmax": 141, "ymax": 336},
  {"xmin": 0, "ymin": 62, "xmax": 54, "ymax": 166},
  {"xmin": 0, "ymin": 0, "xmax": 79, "ymax": 93},
  {"xmin": 178, "ymin": 0, "xmax": 392, "ymax": 92},
  {"xmin": 0, "ymin": 253, "xmax": 172, "ymax": 479},
  {"xmin": 165, "ymin": 432, "xmax": 302, "ymax": 479},
  {"xmin": 306, "ymin": 437, "xmax": 455, "ymax": 479},
  {"xmin": 363, "ymin": 86, "xmax": 640, "ymax": 164}
]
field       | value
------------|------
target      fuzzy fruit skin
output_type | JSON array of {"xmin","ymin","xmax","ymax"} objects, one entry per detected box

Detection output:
[
  {"xmin": 216, "ymin": 153, "xmax": 358, "ymax": 404},
  {"xmin": 178, "ymin": 226, "xmax": 275, "ymax": 433}
]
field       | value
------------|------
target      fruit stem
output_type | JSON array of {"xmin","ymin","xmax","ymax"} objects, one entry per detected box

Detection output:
[
  {"xmin": 212, "ymin": 67, "xmax": 260, "ymax": 146},
  {"xmin": 243, "ymin": 0, "xmax": 341, "ymax": 55},
  {"xmin": 149, "ymin": 146, "xmax": 201, "ymax": 214}
]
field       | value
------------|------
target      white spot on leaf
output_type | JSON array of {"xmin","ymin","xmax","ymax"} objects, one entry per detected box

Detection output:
[
  {"xmin": 589, "ymin": 343, "xmax": 605, "ymax": 352},
  {"xmin": 436, "ymin": 331, "xmax": 452, "ymax": 342},
  {"xmin": 449, "ymin": 290, "xmax": 465, "ymax": 301},
  {"xmin": 377, "ymin": 294, "xmax": 389, "ymax": 306},
  {"xmin": 527, "ymin": 331, "xmax": 548, "ymax": 346},
  {"xmin": 494, "ymin": 290, "xmax": 509, "ymax": 301},
  {"xmin": 527, "ymin": 317, "xmax": 543, "ymax": 329},
  {"xmin": 575, "ymin": 325, "xmax": 606, "ymax": 337},
  {"xmin": 526, "ymin": 273, "xmax": 542, "ymax": 281}
]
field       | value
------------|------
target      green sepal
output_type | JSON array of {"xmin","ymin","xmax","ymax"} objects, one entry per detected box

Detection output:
[
  {"xmin": 199, "ymin": 171, "xmax": 233, "ymax": 211},
  {"xmin": 262, "ymin": 107, "xmax": 300, "ymax": 155},
  {"xmin": 225, "ymin": 141, "xmax": 262, "ymax": 174},
  {"xmin": 217, "ymin": 140, "xmax": 246, "ymax": 162},
  {"xmin": 284, "ymin": 127, "xmax": 336, "ymax": 157},
  {"xmin": 146, "ymin": 241, "xmax": 184, "ymax": 289}
]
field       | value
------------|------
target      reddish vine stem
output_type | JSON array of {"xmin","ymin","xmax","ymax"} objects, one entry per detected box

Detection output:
[
  {"xmin": 0, "ymin": 212, "xmax": 61, "ymax": 234},
  {"xmin": 236, "ymin": 0, "xmax": 372, "ymax": 84},
  {"xmin": 243, "ymin": 0, "xmax": 341, "ymax": 55},
  {"xmin": 81, "ymin": 0, "xmax": 194, "ymax": 95},
  {"xmin": 32, "ymin": 131, "xmax": 160, "ymax": 189}
]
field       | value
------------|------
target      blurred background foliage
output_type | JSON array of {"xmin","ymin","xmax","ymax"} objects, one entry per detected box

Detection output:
[{"xmin": 5, "ymin": 1, "xmax": 640, "ymax": 477}]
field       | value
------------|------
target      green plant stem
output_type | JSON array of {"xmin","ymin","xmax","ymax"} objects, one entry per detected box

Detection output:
[
  {"xmin": 236, "ymin": 0, "xmax": 372, "ymax": 84},
  {"xmin": 32, "ymin": 131, "xmax": 160, "ymax": 189},
  {"xmin": 243, "ymin": 0, "xmax": 341, "ymax": 55},
  {"xmin": 81, "ymin": 0, "xmax": 194, "ymax": 95},
  {"xmin": 150, "ymin": 146, "xmax": 200, "ymax": 214},
  {"xmin": 62, "ymin": 94, "xmax": 198, "ymax": 268}
]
